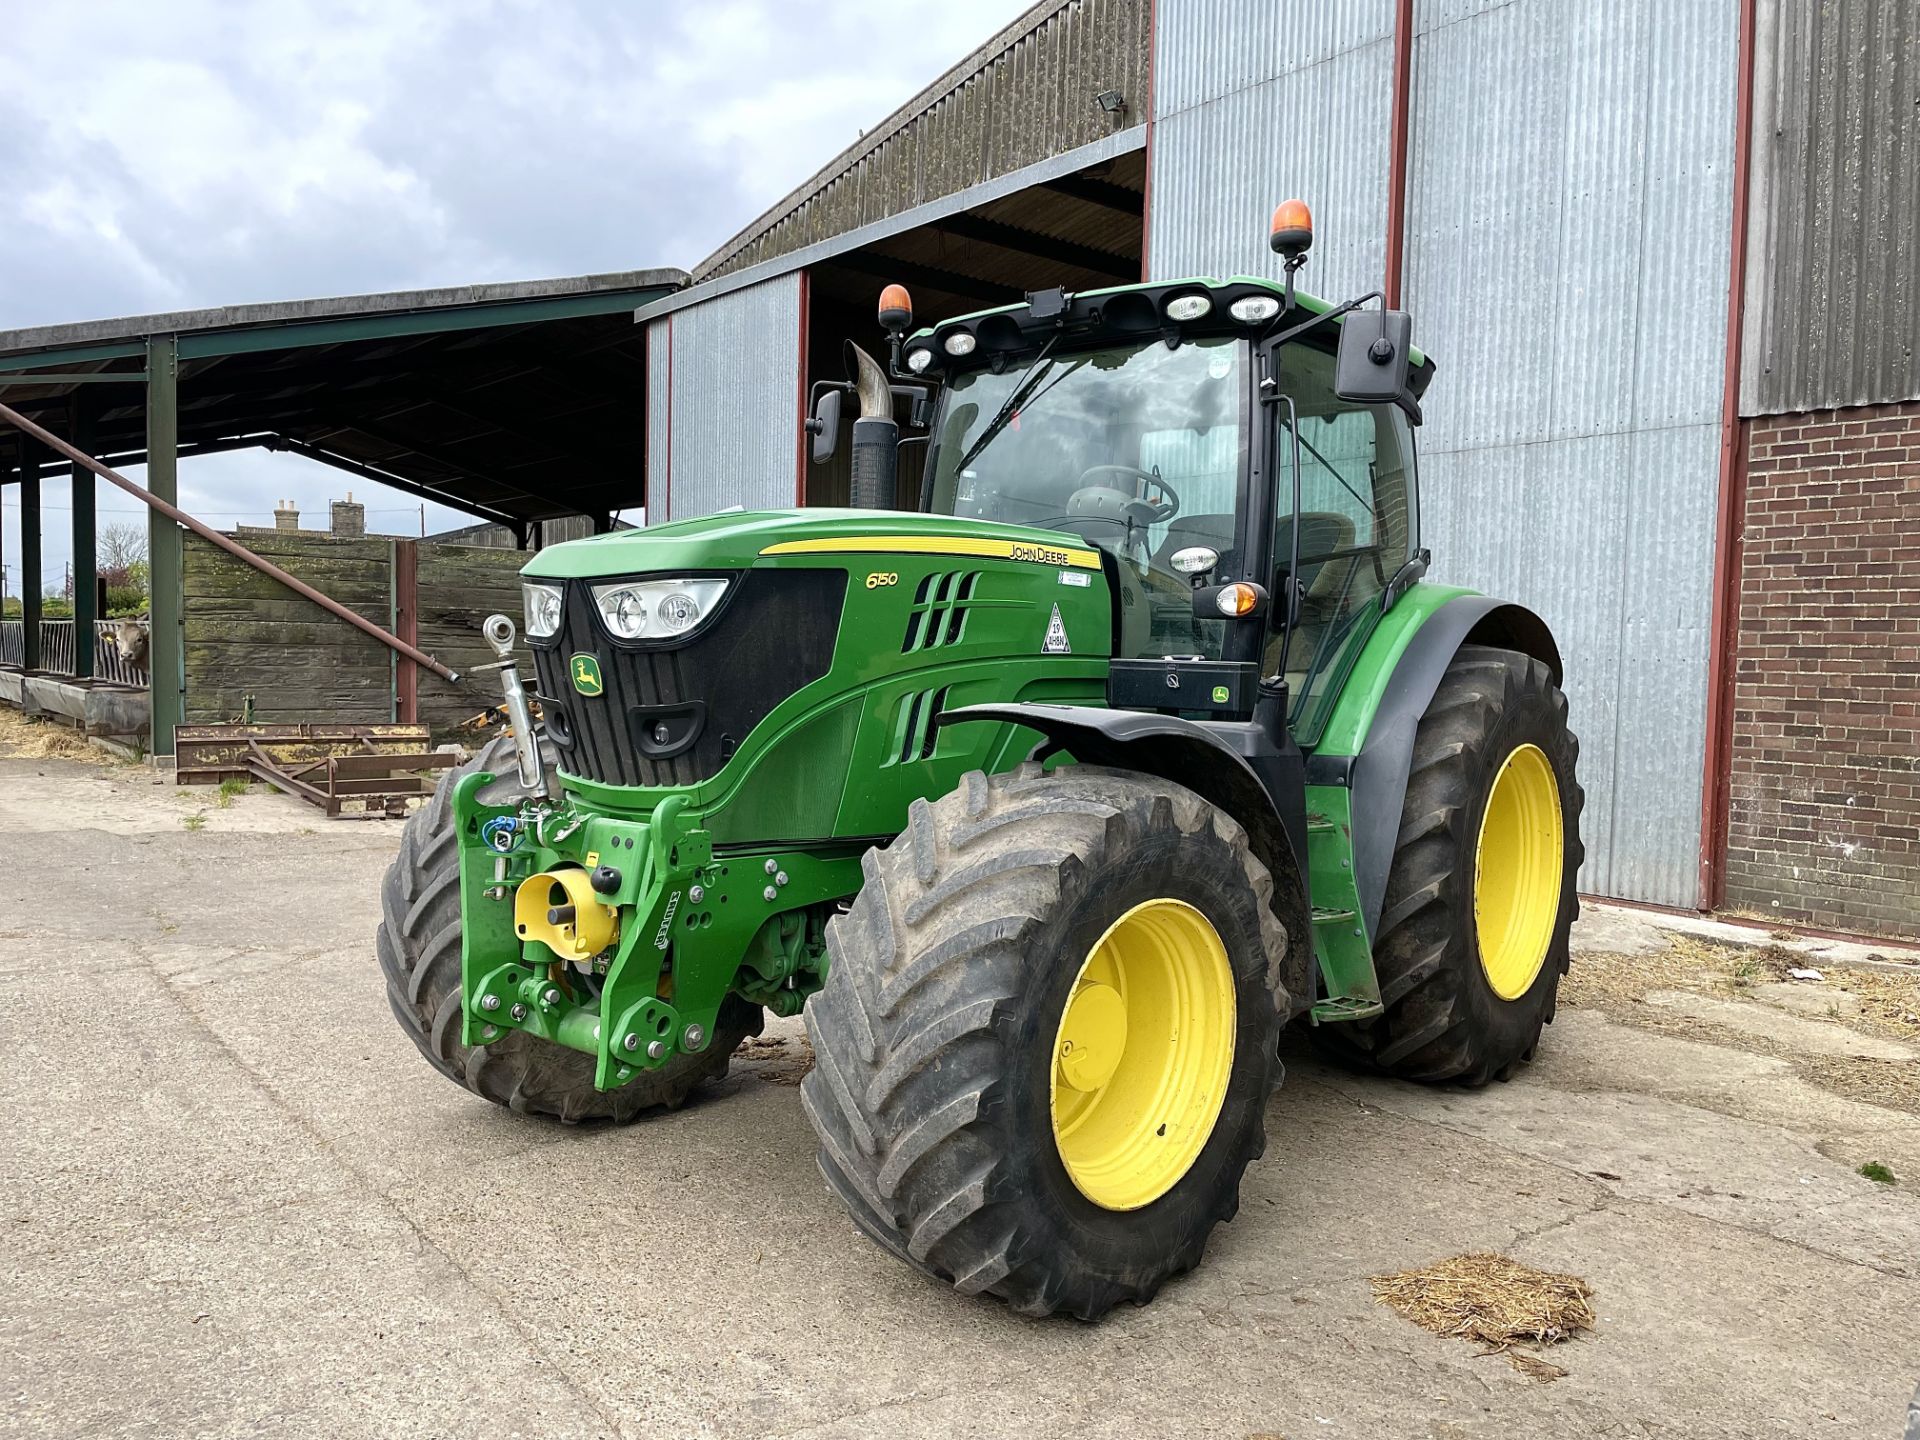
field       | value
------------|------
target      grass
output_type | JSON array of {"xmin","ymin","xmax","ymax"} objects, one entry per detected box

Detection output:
[
  {"xmin": 181, "ymin": 812, "xmax": 207, "ymax": 832},
  {"xmin": 1371, "ymin": 1252, "xmax": 1596, "ymax": 1381},
  {"xmin": 216, "ymin": 777, "xmax": 250, "ymax": 808},
  {"xmin": 1859, "ymin": 1161, "xmax": 1897, "ymax": 1185}
]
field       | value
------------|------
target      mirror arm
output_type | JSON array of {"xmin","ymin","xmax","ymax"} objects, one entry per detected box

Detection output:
[{"xmin": 1265, "ymin": 289, "xmax": 1383, "ymax": 348}]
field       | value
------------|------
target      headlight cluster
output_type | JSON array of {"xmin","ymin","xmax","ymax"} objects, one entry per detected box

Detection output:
[
  {"xmin": 590, "ymin": 577, "xmax": 730, "ymax": 641},
  {"xmin": 522, "ymin": 582, "xmax": 563, "ymax": 639}
]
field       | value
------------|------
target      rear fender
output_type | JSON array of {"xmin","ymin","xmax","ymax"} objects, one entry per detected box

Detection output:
[
  {"xmin": 1311, "ymin": 595, "xmax": 1562, "ymax": 940},
  {"xmin": 937, "ymin": 702, "xmax": 1315, "ymax": 1013}
]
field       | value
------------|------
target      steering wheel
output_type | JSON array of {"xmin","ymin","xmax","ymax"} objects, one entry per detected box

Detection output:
[{"xmin": 1074, "ymin": 465, "xmax": 1181, "ymax": 523}]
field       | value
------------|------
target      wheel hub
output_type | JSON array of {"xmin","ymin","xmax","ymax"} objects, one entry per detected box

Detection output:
[
  {"xmin": 1049, "ymin": 898, "xmax": 1236, "ymax": 1211},
  {"xmin": 1473, "ymin": 742, "xmax": 1564, "ymax": 1000}
]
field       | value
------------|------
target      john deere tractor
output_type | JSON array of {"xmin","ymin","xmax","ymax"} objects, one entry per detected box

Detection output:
[{"xmin": 376, "ymin": 201, "xmax": 1582, "ymax": 1319}]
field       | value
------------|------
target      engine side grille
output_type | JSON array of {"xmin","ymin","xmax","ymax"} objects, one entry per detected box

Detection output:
[
  {"xmin": 899, "ymin": 570, "xmax": 981, "ymax": 652},
  {"xmin": 532, "ymin": 568, "xmax": 847, "ymax": 788}
]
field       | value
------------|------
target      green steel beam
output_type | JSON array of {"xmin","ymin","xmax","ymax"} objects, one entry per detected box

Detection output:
[
  {"xmin": 18, "ymin": 461, "xmax": 41, "ymax": 670},
  {"xmin": 0, "ymin": 372, "xmax": 150, "ymax": 386},
  {"xmin": 176, "ymin": 288, "xmax": 672, "ymax": 360},
  {"xmin": 145, "ymin": 336, "xmax": 183, "ymax": 756},
  {"xmin": 0, "ymin": 341, "xmax": 145, "ymax": 376},
  {"xmin": 70, "ymin": 395, "xmax": 96, "ymax": 679}
]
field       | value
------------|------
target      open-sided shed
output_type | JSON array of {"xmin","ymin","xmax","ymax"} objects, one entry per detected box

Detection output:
[{"xmin": 0, "ymin": 268, "xmax": 684, "ymax": 753}]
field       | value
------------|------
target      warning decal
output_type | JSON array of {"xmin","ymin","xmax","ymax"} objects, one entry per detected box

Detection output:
[{"xmin": 1042, "ymin": 603, "xmax": 1072, "ymax": 655}]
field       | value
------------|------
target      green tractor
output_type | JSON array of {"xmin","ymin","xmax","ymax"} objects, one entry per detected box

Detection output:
[{"xmin": 376, "ymin": 200, "xmax": 1582, "ymax": 1319}]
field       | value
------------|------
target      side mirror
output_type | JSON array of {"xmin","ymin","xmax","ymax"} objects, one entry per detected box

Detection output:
[
  {"xmin": 1335, "ymin": 308, "xmax": 1413, "ymax": 405},
  {"xmin": 806, "ymin": 387, "xmax": 843, "ymax": 465}
]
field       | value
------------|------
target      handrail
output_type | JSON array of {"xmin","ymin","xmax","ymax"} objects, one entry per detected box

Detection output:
[{"xmin": 0, "ymin": 401, "xmax": 459, "ymax": 682}]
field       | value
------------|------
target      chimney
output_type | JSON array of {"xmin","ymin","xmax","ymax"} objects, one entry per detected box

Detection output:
[
  {"xmin": 330, "ymin": 491, "xmax": 366, "ymax": 538},
  {"xmin": 274, "ymin": 499, "xmax": 300, "ymax": 531}
]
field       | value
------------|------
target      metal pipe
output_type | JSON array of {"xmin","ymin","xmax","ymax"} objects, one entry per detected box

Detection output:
[
  {"xmin": 1697, "ymin": 0, "xmax": 1760, "ymax": 912},
  {"xmin": 846, "ymin": 342, "xmax": 899, "ymax": 511},
  {"xmin": 482, "ymin": 614, "xmax": 545, "ymax": 794},
  {"xmin": 1384, "ymin": 0, "xmax": 1415, "ymax": 308},
  {"xmin": 0, "ymin": 399, "xmax": 459, "ymax": 683}
]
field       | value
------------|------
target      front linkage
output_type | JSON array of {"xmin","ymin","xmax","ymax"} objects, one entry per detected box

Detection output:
[{"xmin": 451, "ymin": 615, "xmax": 851, "ymax": 1092}]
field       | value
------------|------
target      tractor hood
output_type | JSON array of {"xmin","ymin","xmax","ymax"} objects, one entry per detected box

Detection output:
[{"xmin": 522, "ymin": 508, "xmax": 1103, "ymax": 580}]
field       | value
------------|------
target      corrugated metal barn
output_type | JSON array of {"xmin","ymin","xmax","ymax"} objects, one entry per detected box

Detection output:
[
  {"xmin": 629, "ymin": 0, "xmax": 1918, "ymax": 931},
  {"xmin": 2, "ymin": 0, "xmax": 1910, "ymax": 932}
]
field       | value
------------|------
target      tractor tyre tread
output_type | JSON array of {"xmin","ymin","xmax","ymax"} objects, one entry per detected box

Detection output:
[
  {"xmin": 803, "ymin": 764, "xmax": 1293, "ymax": 1320},
  {"xmin": 1313, "ymin": 645, "xmax": 1583, "ymax": 1086}
]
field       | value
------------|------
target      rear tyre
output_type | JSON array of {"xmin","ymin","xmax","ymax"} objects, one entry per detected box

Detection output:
[
  {"xmin": 801, "ymin": 764, "xmax": 1295, "ymax": 1319},
  {"xmin": 376, "ymin": 735, "xmax": 761, "ymax": 1121},
  {"xmin": 1315, "ymin": 644, "xmax": 1583, "ymax": 1085}
]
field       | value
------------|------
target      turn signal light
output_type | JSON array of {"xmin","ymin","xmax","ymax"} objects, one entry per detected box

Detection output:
[
  {"xmin": 1269, "ymin": 198, "xmax": 1313, "ymax": 258},
  {"xmin": 878, "ymin": 284, "xmax": 913, "ymax": 334}
]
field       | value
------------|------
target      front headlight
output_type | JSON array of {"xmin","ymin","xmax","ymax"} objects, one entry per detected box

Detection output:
[
  {"xmin": 590, "ymin": 577, "xmax": 731, "ymax": 642},
  {"xmin": 522, "ymin": 582, "xmax": 563, "ymax": 639}
]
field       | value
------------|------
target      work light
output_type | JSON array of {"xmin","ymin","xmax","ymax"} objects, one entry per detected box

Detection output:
[
  {"xmin": 943, "ymin": 331, "xmax": 977, "ymax": 356},
  {"xmin": 522, "ymin": 582, "xmax": 563, "ymax": 639},
  {"xmin": 905, "ymin": 347, "xmax": 935, "ymax": 373},
  {"xmin": 590, "ymin": 577, "xmax": 730, "ymax": 641},
  {"xmin": 1229, "ymin": 295, "xmax": 1281, "ymax": 324},
  {"xmin": 1164, "ymin": 293, "xmax": 1212, "ymax": 322}
]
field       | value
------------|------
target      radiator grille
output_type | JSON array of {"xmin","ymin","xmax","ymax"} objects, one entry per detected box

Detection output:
[{"xmin": 531, "ymin": 568, "xmax": 846, "ymax": 788}]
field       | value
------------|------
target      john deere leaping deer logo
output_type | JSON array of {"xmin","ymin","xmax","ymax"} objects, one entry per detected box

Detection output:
[{"xmin": 570, "ymin": 653, "xmax": 604, "ymax": 696}]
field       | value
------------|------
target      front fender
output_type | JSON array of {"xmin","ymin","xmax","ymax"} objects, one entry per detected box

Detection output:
[{"xmin": 1310, "ymin": 591, "xmax": 1562, "ymax": 940}]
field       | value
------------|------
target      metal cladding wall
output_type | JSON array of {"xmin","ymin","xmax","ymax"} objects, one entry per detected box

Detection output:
[
  {"xmin": 1740, "ymin": 0, "xmax": 1920, "ymax": 416},
  {"xmin": 1147, "ymin": 0, "xmax": 1394, "ymax": 298},
  {"xmin": 1149, "ymin": 0, "xmax": 1740, "ymax": 906},
  {"xmin": 644, "ymin": 274, "xmax": 803, "ymax": 523}
]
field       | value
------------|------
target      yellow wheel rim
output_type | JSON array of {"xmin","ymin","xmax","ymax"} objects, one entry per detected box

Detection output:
[
  {"xmin": 1473, "ymin": 743, "xmax": 1565, "ymax": 1001},
  {"xmin": 1049, "ymin": 898, "xmax": 1236, "ymax": 1211}
]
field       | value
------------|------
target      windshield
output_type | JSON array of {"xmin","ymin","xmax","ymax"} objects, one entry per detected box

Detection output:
[{"xmin": 926, "ymin": 336, "xmax": 1247, "ymax": 659}]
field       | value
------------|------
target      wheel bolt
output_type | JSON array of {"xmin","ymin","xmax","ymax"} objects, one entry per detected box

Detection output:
[
  {"xmin": 764, "ymin": 858, "xmax": 779, "ymax": 875},
  {"xmin": 774, "ymin": 870, "xmax": 788, "ymax": 887},
  {"xmin": 479, "ymin": 994, "xmax": 501, "ymax": 1012},
  {"xmin": 763, "ymin": 885, "xmax": 778, "ymax": 902}
]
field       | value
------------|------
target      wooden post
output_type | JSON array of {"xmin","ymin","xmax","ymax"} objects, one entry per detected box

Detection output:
[
  {"xmin": 70, "ymin": 393, "xmax": 96, "ymax": 679},
  {"xmin": 392, "ymin": 538, "xmax": 419, "ymax": 724},
  {"xmin": 145, "ymin": 335, "xmax": 183, "ymax": 755}
]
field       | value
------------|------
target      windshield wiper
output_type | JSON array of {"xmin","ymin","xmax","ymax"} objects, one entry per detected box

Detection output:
[{"xmin": 949, "ymin": 334, "xmax": 1062, "ymax": 477}]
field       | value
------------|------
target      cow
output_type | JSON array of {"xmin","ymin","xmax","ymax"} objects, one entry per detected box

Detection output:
[{"xmin": 112, "ymin": 616, "xmax": 150, "ymax": 671}]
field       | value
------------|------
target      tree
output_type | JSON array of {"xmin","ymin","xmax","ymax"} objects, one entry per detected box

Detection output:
[{"xmin": 97, "ymin": 522, "xmax": 147, "ymax": 571}]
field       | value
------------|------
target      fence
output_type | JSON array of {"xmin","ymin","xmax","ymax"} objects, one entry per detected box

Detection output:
[
  {"xmin": 183, "ymin": 532, "xmax": 529, "ymax": 734},
  {"xmin": 0, "ymin": 619, "xmax": 149, "ymax": 687}
]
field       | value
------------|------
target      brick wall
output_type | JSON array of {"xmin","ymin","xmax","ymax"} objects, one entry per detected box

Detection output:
[{"xmin": 1725, "ymin": 401, "xmax": 1920, "ymax": 937}]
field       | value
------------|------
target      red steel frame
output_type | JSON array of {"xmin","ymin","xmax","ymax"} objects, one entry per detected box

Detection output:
[
  {"xmin": 1384, "ymin": 0, "xmax": 1414, "ymax": 306},
  {"xmin": 796, "ymin": 268, "xmax": 811, "ymax": 504},
  {"xmin": 1698, "ymin": 0, "xmax": 1760, "ymax": 911}
]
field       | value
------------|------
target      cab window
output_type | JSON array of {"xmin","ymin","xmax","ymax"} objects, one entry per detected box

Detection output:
[{"xmin": 1265, "ymin": 341, "xmax": 1417, "ymax": 740}]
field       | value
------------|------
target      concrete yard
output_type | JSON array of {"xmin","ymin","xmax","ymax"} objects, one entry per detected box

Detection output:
[{"xmin": 3, "ymin": 732, "xmax": 1918, "ymax": 1439}]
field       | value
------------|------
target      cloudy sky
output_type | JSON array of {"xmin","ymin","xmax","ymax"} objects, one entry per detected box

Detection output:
[{"xmin": 1, "ymin": 0, "xmax": 1034, "ymax": 600}]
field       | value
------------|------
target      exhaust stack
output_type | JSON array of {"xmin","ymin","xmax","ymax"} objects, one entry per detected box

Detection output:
[{"xmin": 846, "ymin": 342, "xmax": 897, "ymax": 510}]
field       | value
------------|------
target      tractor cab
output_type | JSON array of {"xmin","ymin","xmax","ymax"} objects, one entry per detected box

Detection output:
[{"xmin": 837, "ymin": 202, "xmax": 1434, "ymax": 749}]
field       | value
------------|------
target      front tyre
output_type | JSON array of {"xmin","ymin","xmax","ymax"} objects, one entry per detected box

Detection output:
[
  {"xmin": 801, "ymin": 764, "xmax": 1295, "ymax": 1319},
  {"xmin": 1316, "ymin": 644, "xmax": 1584, "ymax": 1085},
  {"xmin": 376, "ymin": 735, "xmax": 761, "ymax": 1121}
]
